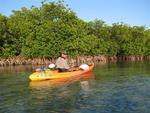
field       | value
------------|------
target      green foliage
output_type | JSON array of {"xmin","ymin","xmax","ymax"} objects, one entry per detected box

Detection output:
[{"xmin": 0, "ymin": 1, "xmax": 150, "ymax": 58}]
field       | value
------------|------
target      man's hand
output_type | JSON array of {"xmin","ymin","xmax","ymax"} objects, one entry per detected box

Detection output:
[{"xmin": 68, "ymin": 67, "xmax": 79, "ymax": 71}]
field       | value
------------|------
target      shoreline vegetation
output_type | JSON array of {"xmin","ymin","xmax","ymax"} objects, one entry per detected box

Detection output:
[
  {"xmin": 0, "ymin": 1, "xmax": 150, "ymax": 66},
  {"xmin": 0, "ymin": 55, "xmax": 149, "ymax": 66}
]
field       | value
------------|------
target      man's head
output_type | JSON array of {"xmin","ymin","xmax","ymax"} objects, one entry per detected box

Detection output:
[{"xmin": 61, "ymin": 51, "xmax": 68, "ymax": 58}]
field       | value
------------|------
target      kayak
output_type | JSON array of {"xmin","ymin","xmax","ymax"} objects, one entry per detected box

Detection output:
[
  {"xmin": 29, "ymin": 64, "xmax": 94, "ymax": 81},
  {"xmin": 29, "ymin": 71, "xmax": 94, "ymax": 89}
]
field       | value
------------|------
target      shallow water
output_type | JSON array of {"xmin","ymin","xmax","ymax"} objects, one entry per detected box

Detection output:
[{"xmin": 0, "ymin": 62, "xmax": 150, "ymax": 113}]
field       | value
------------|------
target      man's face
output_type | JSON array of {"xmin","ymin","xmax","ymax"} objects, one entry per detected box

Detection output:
[{"xmin": 62, "ymin": 53, "xmax": 67, "ymax": 58}]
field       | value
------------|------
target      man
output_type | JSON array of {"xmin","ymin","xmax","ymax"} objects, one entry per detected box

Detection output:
[
  {"xmin": 55, "ymin": 51, "xmax": 70, "ymax": 72},
  {"xmin": 55, "ymin": 51, "xmax": 79, "ymax": 72}
]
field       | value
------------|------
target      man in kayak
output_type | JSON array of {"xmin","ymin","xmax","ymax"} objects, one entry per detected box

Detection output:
[{"xmin": 55, "ymin": 51, "xmax": 77, "ymax": 72}]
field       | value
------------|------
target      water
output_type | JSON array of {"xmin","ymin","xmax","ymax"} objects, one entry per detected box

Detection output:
[{"xmin": 0, "ymin": 62, "xmax": 150, "ymax": 113}]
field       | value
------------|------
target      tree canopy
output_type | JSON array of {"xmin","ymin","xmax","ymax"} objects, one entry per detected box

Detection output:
[{"xmin": 0, "ymin": 1, "xmax": 149, "ymax": 58}]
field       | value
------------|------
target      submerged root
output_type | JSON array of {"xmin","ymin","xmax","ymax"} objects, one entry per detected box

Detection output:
[{"xmin": 0, "ymin": 55, "xmax": 149, "ymax": 66}]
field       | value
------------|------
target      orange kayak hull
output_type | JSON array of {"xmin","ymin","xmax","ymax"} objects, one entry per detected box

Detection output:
[{"xmin": 29, "ymin": 64, "xmax": 94, "ymax": 81}]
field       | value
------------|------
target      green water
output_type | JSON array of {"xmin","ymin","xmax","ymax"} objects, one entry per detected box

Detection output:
[{"xmin": 0, "ymin": 62, "xmax": 150, "ymax": 113}]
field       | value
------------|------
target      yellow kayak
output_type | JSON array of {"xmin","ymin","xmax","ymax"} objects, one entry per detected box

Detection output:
[
  {"xmin": 29, "ymin": 71, "xmax": 94, "ymax": 89},
  {"xmin": 29, "ymin": 64, "xmax": 94, "ymax": 81}
]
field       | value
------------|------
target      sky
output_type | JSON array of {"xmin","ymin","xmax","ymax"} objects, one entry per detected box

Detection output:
[{"xmin": 0, "ymin": 0, "xmax": 150, "ymax": 28}]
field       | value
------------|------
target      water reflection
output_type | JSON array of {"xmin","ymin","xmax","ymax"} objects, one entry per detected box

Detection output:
[
  {"xmin": 80, "ymin": 81, "xmax": 90, "ymax": 92},
  {"xmin": 0, "ymin": 65, "xmax": 34, "ymax": 74},
  {"xmin": 0, "ymin": 62, "xmax": 150, "ymax": 113}
]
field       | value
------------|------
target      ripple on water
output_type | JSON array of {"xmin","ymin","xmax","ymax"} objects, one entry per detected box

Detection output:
[{"xmin": 0, "ymin": 62, "xmax": 150, "ymax": 113}]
